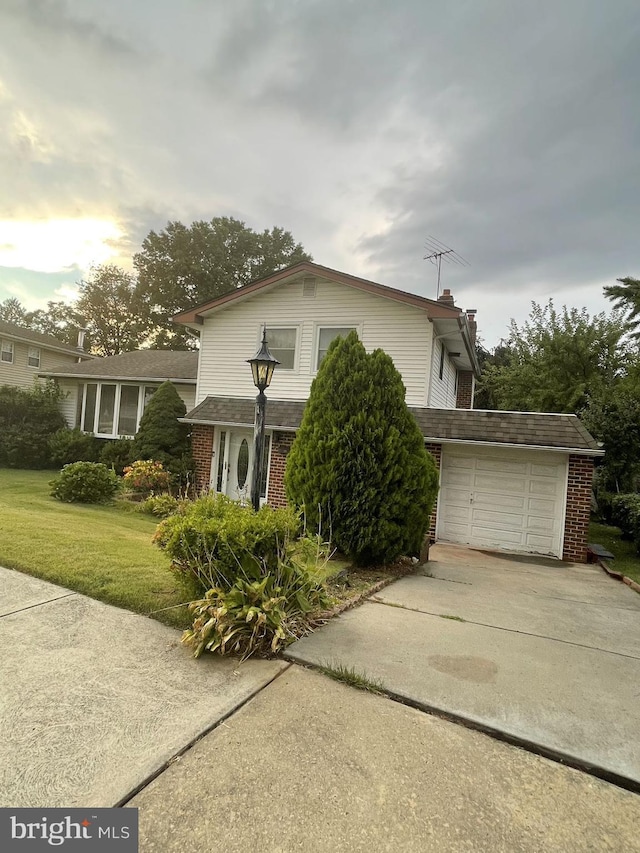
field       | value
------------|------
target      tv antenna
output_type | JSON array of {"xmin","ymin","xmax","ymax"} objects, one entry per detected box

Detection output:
[{"xmin": 424, "ymin": 235, "xmax": 470, "ymax": 298}]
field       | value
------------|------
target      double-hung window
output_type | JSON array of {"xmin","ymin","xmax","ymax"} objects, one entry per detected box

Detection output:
[
  {"xmin": 1, "ymin": 340, "xmax": 13, "ymax": 363},
  {"xmin": 265, "ymin": 327, "xmax": 297, "ymax": 370},
  {"xmin": 316, "ymin": 327, "xmax": 357, "ymax": 370},
  {"xmin": 28, "ymin": 347, "xmax": 41, "ymax": 367}
]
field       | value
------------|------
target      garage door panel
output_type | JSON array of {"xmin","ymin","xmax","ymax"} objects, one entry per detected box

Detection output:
[
  {"xmin": 437, "ymin": 448, "xmax": 567, "ymax": 558},
  {"xmin": 473, "ymin": 473, "xmax": 527, "ymax": 494},
  {"xmin": 474, "ymin": 492, "xmax": 526, "ymax": 510},
  {"xmin": 528, "ymin": 497, "xmax": 556, "ymax": 514},
  {"xmin": 475, "ymin": 457, "xmax": 528, "ymax": 475},
  {"xmin": 529, "ymin": 479, "xmax": 561, "ymax": 497},
  {"xmin": 531, "ymin": 463, "xmax": 564, "ymax": 477},
  {"xmin": 469, "ymin": 525, "xmax": 524, "ymax": 546},
  {"xmin": 443, "ymin": 470, "xmax": 474, "ymax": 488}
]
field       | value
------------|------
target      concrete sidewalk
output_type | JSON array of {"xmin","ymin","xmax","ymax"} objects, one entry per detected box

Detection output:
[
  {"xmin": 0, "ymin": 567, "xmax": 286, "ymax": 808},
  {"xmin": 129, "ymin": 666, "xmax": 640, "ymax": 852},
  {"xmin": 286, "ymin": 544, "xmax": 640, "ymax": 786}
]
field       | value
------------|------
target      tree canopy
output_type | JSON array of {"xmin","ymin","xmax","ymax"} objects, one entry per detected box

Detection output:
[
  {"xmin": 134, "ymin": 217, "xmax": 312, "ymax": 348},
  {"xmin": 604, "ymin": 277, "xmax": 640, "ymax": 338},
  {"xmin": 478, "ymin": 300, "xmax": 630, "ymax": 413}
]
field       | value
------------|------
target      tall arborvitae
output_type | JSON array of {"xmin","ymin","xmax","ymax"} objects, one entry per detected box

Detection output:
[
  {"xmin": 132, "ymin": 380, "xmax": 193, "ymax": 480},
  {"xmin": 285, "ymin": 332, "xmax": 438, "ymax": 565}
]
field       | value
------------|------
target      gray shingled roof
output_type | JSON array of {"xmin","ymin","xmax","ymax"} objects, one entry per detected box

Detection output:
[
  {"xmin": 184, "ymin": 396, "xmax": 601, "ymax": 453},
  {"xmin": 40, "ymin": 350, "xmax": 198, "ymax": 381},
  {"xmin": 0, "ymin": 320, "xmax": 92, "ymax": 357}
]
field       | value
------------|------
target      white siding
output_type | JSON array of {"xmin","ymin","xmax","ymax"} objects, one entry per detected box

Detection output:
[
  {"xmin": 196, "ymin": 278, "xmax": 433, "ymax": 407},
  {"xmin": 427, "ymin": 339, "xmax": 458, "ymax": 408},
  {"xmin": 0, "ymin": 341, "xmax": 82, "ymax": 390},
  {"xmin": 176, "ymin": 384, "xmax": 196, "ymax": 412}
]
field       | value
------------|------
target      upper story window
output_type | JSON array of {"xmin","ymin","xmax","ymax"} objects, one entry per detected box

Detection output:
[
  {"xmin": 28, "ymin": 347, "xmax": 41, "ymax": 368},
  {"xmin": 267, "ymin": 327, "xmax": 297, "ymax": 370},
  {"xmin": 1, "ymin": 340, "xmax": 14, "ymax": 363},
  {"xmin": 316, "ymin": 327, "xmax": 357, "ymax": 370}
]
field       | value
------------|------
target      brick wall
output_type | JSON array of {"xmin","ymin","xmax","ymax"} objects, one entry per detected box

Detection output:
[
  {"xmin": 425, "ymin": 442, "xmax": 442, "ymax": 542},
  {"xmin": 562, "ymin": 455, "xmax": 594, "ymax": 563},
  {"xmin": 456, "ymin": 371, "xmax": 474, "ymax": 409},
  {"xmin": 267, "ymin": 431, "xmax": 295, "ymax": 507},
  {"xmin": 191, "ymin": 424, "xmax": 214, "ymax": 493}
]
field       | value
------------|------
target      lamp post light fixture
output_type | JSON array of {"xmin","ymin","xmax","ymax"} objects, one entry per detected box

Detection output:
[{"xmin": 247, "ymin": 326, "xmax": 279, "ymax": 511}]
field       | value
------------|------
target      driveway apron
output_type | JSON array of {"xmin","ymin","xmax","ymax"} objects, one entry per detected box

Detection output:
[{"xmin": 286, "ymin": 544, "xmax": 640, "ymax": 786}]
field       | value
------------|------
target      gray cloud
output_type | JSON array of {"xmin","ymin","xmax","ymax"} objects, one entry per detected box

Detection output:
[{"xmin": 0, "ymin": 0, "xmax": 638, "ymax": 344}]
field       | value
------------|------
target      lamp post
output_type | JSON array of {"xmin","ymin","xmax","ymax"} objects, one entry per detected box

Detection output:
[{"xmin": 247, "ymin": 326, "xmax": 279, "ymax": 511}]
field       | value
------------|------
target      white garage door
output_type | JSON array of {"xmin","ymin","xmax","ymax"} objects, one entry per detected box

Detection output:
[{"xmin": 437, "ymin": 446, "xmax": 568, "ymax": 558}]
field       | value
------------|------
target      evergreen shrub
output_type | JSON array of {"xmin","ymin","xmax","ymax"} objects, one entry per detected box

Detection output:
[
  {"xmin": 50, "ymin": 461, "xmax": 119, "ymax": 503},
  {"xmin": 99, "ymin": 437, "xmax": 135, "ymax": 475},
  {"xmin": 49, "ymin": 428, "xmax": 101, "ymax": 466},
  {"xmin": 0, "ymin": 382, "xmax": 66, "ymax": 468},
  {"xmin": 285, "ymin": 332, "xmax": 439, "ymax": 565},
  {"xmin": 132, "ymin": 381, "xmax": 193, "ymax": 483}
]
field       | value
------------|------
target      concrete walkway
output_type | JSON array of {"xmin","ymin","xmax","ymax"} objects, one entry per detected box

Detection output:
[
  {"xmin": 286, "ymin": 544, "xmax": 640, "ymax": 787},
  {"xmin": 0, "ymin": 567, "xmax": 286, "ymax": 807},
  {"xmin": 129, "ymin": 666, "xmax": 640, "ymax": 852}
]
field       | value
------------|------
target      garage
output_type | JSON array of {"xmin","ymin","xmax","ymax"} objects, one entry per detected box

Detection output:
[{"xmin": 437, "ymin": 446, "xmax": 568, "ymax": 558}]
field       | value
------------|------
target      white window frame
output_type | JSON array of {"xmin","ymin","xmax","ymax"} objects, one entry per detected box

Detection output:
[
  {"xmin": 80, "ymin": 382, "xmax": 155, "ymax": 439},
  {"xmin": 314, "ymin": 325, "xmax": 360, "ymax": 372},
  {"xmin": 1, "ymin": 339, "xmax": 14, "ymax": 363},
  {"xmin": 28, "ymin": 347, "xmax": 41, "ymax": 368},
  {"xmin": 261, "ymin": 325, "xmax": 300, "ymax": 372}
]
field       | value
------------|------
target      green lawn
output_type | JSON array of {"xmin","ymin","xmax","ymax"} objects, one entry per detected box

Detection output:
[
  {"xmin": 0, "ymin": 469, "xmax": 190, "ymax": 627},
  {"xmin": 589, "ymin": 521, "xmax": 640, "ymax": 584}
]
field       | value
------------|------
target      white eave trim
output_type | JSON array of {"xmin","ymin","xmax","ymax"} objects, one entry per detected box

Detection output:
[
  {"xmin": 423, "ymin": 436, "xmax": 604, "ymax": 456},
  {"xmin": 39, "ymin": 373, "xmax": 197, "ymax": 384},
  {"xmin": 180, "ymin": 417, "xmax": 297, "ymax": 432}
]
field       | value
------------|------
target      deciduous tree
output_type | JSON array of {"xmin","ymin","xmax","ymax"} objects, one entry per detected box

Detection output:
[{"xmin": 134, "ymin": 217, "xmax": 312, "ymax": 348}]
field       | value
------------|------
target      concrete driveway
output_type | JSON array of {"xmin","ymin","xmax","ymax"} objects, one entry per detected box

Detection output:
[
  {"xmin": 287, "ymin": 543, "xmax": 640, "ymax": 787},
  {"xmin": 0, "ymin": 567, "xmax": 286, "ymax": 808}
]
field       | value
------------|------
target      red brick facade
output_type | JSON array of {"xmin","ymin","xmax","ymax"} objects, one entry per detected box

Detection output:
[
  {"xmin": 192, "ymin": 424, "xmax": 215, "ymax": 493},
  {"xmin": 562, "ymin": 455, "xmax": 594, "ymax": 563},
  {"xmin": 267, "ymin": 431, "xmax": 295, "ymax": 507},
  {"xmin": 425, "ymin": 442, "xmax": 442, "ymax": 542},
  {"xmin": 456, "ymin": 371, "xmax": 475, "ymax": 409}
]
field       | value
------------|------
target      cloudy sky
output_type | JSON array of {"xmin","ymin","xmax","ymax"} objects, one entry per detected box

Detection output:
[{"xmin": 0, "ymin": 0, "xmax": 638, "ymax": 346}]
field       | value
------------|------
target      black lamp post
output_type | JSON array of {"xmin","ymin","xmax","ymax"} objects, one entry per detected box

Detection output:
[{"xmin": 247, "ymin": 326, "xmax": 279, "ymax": 511}]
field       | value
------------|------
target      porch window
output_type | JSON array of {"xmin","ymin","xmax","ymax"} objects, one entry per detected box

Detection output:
[
  {"xmin": 117, "ymin": 385, "xmax": 140, "ymax": 436},
  {"xmin": 316, "ymin": 327, "xmax": 356, "ymax": 369},
  {"xmin": 28, "ymin": 347, "xmax": 41, "ymax": 368},
  {"xmin": 1, "ymin": 340, "xmax": 13, "ymax": 363},
  {"xmin": 98, "ymin": 385, "xmax": 117, "ymax": 434},
  {"xmin": 267, "ymin": 327, "xmax": 297, "ymax": 370}
]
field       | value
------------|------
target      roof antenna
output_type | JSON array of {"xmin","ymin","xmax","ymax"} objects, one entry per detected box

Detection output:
[{"xmin": 423, "ymin": 235, "xmax": 470, "ymax": 298}]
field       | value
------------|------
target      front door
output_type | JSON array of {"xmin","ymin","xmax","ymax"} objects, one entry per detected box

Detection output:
[{"xmin": 213, "ymin": 428, "xmax": 270, "ymax": 504}]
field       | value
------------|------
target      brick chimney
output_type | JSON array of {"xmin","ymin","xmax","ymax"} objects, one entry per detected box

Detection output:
[
  {"xmin": 466, "ymin": 310, "xmax": 477, "ymax": 345},
  {"xmin": 437, "ymin": 288, "xmax": 455, "ymax": 307}
]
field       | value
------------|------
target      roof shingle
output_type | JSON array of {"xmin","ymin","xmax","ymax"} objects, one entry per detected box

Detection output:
[
  {"xmin": 0, "ymin": 320, "xmax": 92, "ymax": 357},
  {"xmin": 184, "ymin": 396, "xmax": 601, "ymax": 454},
  {"xmin": 39, "ymin": 350, "xmax": 198, "ymax": 381}
]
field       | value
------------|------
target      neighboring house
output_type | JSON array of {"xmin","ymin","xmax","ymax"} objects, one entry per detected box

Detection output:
[
  {"xmin": 39, "ymin": 350, "xmax": 197, "ymax": 440},
  {"xmin": 0, "ymin": 320, "xmax": 92, "ymax": 389},
  {"xmin": 173, "ymin": 261, "xmax": 602, "ymax": 564}
]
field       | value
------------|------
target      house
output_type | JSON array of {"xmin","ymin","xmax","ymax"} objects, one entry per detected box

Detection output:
[
  {"xmin": 170, "ymin": 261, "xmax": 601, "ymax": 563},
  {"xmin": 39, "ymin": 350, "xmax": 198, "ymax": 439},
  {"xmin": 0, "ymin": 320, "xmax": 93, "ymax": 390}
]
